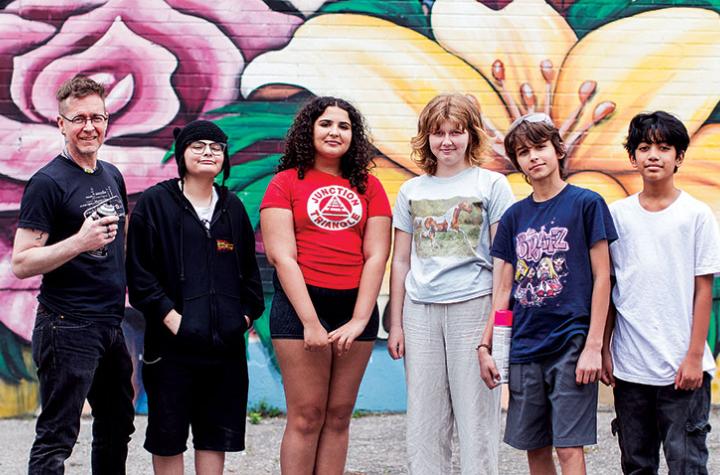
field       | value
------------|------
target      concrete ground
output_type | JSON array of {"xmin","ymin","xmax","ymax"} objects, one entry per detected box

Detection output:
[{"xmin": 1, "ymin": 407, "xmax": 718, "ymax": 474}]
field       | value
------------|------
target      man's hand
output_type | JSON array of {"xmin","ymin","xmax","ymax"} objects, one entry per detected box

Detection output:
[
  {"xmin": 163, "ymin": 309, "xmax": 182, "ymax": 335},
  {"xmin": 74, "ymin": 214, "xmax": 120, "ymax": 253}
]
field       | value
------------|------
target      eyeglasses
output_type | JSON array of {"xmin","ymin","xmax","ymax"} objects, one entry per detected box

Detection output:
[
  {"xmin": 188, "ymin": 141, "xmax": 227, "ymax": 156},
  {"xmin": 507, "ymin": 113, "xmax": 555, "ymax": 134},
  {"xmin": 60, "ymin": 113, "xmax": 108, "ymax": 126}
]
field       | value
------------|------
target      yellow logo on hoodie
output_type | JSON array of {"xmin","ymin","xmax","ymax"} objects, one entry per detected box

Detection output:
[{"xmin": 216, "ymin": 239, "xmax": 234, "ymax": 253}]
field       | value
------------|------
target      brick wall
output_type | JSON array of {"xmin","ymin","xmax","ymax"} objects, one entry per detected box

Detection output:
[{"xmin": 1, "ymin": 0, "xmax": 720, "ymax": 416}]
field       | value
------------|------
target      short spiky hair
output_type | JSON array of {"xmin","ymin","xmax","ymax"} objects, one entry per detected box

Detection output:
[
  {"xmin": 56, "ymin": 75, "xmax": 106, "ymax": 110},
  {"xmin": 624, "ymin": 111, "xmax": 689, "ymax": 159},
  {"xmin": 411, "ymin": 93, "xmax": 489, "ymax": 175}
]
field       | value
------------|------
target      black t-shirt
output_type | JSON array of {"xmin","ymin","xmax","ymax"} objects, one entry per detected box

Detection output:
[{"xmin": 18, "ymin": 155, "xmax": 128, "ymax": 321}]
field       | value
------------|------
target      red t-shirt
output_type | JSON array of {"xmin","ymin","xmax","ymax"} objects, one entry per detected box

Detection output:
[{"xmin": 260, "ymin": 168, "xmax": 391, "ymax": 289}]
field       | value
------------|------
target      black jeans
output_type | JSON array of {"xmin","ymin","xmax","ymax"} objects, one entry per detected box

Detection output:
[
  {"xmin": 29, "ymin": 305, "xmax": 135, "ymax": 474},
  {"xmin": 612, "ymin": 374, "xmax": 711, "ymax": 475}
]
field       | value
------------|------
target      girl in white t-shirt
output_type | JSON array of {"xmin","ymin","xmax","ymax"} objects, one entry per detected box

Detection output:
[{"xmin": 388, "ymin": 93, "xmax": 514, "ymax": 474}]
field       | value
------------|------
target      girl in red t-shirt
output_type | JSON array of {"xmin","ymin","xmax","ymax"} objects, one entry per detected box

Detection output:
[{"xmin": 260, "ymin": 96, "xmax": 391, "ymax": 473}]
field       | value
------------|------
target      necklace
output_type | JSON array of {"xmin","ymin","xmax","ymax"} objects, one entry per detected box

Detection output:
[
  {"xmin": 179, "ymin": 180, "xmax": 214, "ymax": 208},
  {"xmin": 61, "ymin": 147, "xmax": 96, "ymax": 173}
]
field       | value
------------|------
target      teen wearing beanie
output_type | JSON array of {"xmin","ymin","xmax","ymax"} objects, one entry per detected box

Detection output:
[{"xmin": 127, "ymin": 120, "xmax": 264, "ymax": 474}]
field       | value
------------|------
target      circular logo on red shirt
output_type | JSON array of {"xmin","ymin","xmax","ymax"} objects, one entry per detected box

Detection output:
[{"xmin": 307, "ymin": 186, "xmax": 363, "ymax": 231}]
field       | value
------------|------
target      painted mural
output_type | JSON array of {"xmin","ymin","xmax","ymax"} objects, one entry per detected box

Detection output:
[{"xmin": 1, "ymin": 0, "xmax": 720, "ymax": 417}]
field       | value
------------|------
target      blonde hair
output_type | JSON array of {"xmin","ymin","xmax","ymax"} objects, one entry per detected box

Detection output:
[
  {"xmin": 538, "ymin": 257, "xmax": 559, "ymax": 279},
  {"xmin": 410, "ymin": 93, "xmax": 490, "ymax": 175}
]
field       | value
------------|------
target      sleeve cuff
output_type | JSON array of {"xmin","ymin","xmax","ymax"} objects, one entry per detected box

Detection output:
[{"xmin": 155, "ymin": 298, "xmax": 176, "ymax": 323}]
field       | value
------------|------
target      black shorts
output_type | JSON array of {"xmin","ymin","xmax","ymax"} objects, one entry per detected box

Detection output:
[
  {"xmin": 142, "ymin": 355, "xmax": 248, "ymax": 456},
  {"xmin": 269, "ymin": 273, "xmax": 379, "ymax": 341}
]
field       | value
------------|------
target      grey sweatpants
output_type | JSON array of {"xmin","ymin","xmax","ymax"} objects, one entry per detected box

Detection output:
[{"xmin": 403, "ymin": 294, "xmax": 501, "ymax": 475}]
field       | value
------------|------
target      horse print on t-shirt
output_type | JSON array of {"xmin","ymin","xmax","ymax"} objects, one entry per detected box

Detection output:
[
  {"xmin": 514, "ymin": 226, "xmax": 569, "ymax": 307},
  {"xmin": 411, "ymin": 197, "xmax": 483, "ymax": 257}
]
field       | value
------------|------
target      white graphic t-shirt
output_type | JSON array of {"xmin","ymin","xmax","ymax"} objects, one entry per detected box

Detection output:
[
  {"xmin": 191, "ymin": 188, "xmax": 219, "ymax": 230},
  {"xmin": 393, "ymin": 166, "xmax": 514, "ymax": 303}
]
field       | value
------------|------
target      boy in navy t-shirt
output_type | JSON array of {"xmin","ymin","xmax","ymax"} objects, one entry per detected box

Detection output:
[{"xmin": 477, "ymin": 113, "xmax": 616, "ymax": 474}]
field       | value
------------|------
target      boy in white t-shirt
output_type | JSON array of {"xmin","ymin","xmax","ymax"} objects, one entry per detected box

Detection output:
[{"xmin": 602, "ymin": 111, "xmax": 720, "ymax": 474}]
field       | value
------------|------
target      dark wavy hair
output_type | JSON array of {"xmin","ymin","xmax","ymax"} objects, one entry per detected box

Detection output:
[{"xmin": 278, "ymin": 96, "xmax": 374, "ymax": 193}]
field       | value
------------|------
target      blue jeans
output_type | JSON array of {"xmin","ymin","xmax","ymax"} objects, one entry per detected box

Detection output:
[
  {"xmin": 612, "ymin": 374, "xmax": 711, "ymax": 475},
  {"xmin": 29, "ymin": 305, "xmax": 135, "ymax": 474}
]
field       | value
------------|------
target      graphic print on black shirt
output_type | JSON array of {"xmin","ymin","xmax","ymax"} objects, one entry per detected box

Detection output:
[
  {"xmin": 81, "ymin": 185, "xmax": 127, "ymax": 220},
  {"xmin": 81, "ymin": 185, "xmax": 127, "ymax": 259},
  {"xmin": 17, "ymin": 156, "xmax": 129, "ymax": 319},
  {"xmin": 514, "ymin": 225, "xmax": 569, "ymax": 307}
]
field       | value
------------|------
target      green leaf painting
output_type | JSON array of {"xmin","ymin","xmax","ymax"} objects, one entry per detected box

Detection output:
[
  {"xmin": 318, "ymin": 0, "xmax": 432, "ymax": 37},
  {"xmin": 567, "ymin": 0, "xmax": 720, "ymax": 37}
]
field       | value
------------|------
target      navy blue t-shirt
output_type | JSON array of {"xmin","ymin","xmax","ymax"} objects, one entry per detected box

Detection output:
[
  {"xmin": 491, "ymin": 184, "xmax": 617, "ymax": 363},
  {"xmin": 18, "ymin": 156, "xmax": 128, "ymax": 321}
]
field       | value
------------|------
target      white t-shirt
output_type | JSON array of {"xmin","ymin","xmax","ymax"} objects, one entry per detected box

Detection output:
[
  {"xmin": 393, "ymin": 166, "xmax": 514, "ymax": 303},
  {"xmin": 609, "ymin": 192, "xmax": 720, "ymax": 385},
  {"xmin": 188, "ymin": 186, "xmax": 218, "ymax": 230}
]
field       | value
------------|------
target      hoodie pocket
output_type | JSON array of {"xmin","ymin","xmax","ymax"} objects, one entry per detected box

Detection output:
[
  {"xmin": 215, "ymin": 291, "xmax": 248, "ymax": 347},
  {"xmin": 176, "ymin": 294, "xmax": 212, "ymax": 347}
]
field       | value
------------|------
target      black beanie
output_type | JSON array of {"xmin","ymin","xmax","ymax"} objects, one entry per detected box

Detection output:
[{"xmin": 173, "ymin": 120, "xmax": 231, "ymax": 181}]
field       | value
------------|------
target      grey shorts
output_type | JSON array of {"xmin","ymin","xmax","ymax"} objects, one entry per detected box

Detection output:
[{"xmin": 504, "ymin": 334, "xmax": 598, "ymax": 450}]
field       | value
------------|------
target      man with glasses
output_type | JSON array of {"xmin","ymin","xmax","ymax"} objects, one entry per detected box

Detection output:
[{"xmin": 12, "ymin": 75, "xmax": 134, "ymax": 474}]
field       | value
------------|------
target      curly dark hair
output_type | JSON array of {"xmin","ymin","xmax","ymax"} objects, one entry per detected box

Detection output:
[{"xmin": 278, "ymin": 96, "xmax": 374, "ymax": 194}]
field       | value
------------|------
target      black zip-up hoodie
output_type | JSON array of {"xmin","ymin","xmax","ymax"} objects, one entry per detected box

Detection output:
[{"xmin": 127, "ymin": 179, "xmax": 264, "ymax": 359}]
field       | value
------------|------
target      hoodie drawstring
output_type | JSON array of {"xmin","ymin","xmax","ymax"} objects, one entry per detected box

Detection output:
[{"xmin": 178, "ymin": 180, "xmax": 187, "ymax": 282}]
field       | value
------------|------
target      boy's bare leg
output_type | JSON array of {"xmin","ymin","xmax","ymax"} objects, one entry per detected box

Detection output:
[
  {"xmin": 152, "ymin": 454, "xmax": 183, "ymax": 475},
  {"xmin": 556, "ymin": 446, "xmax": 586, "ymax": 475},
  {"xmin": 195, "ymin": 450, "xmax": 224, "ymax": 475},
  {"xmin": 527, "ymin": 446, "xmax": 557, "ymax": 475}
]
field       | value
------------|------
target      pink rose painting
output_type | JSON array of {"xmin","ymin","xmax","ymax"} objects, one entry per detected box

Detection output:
[
  {"xmin": 3, "ymin": 0, "xmax": 720, "ymax": 417},
  {"xmin": 0, "ymin": 0, "xmax": 301, "ymax": 416}
]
